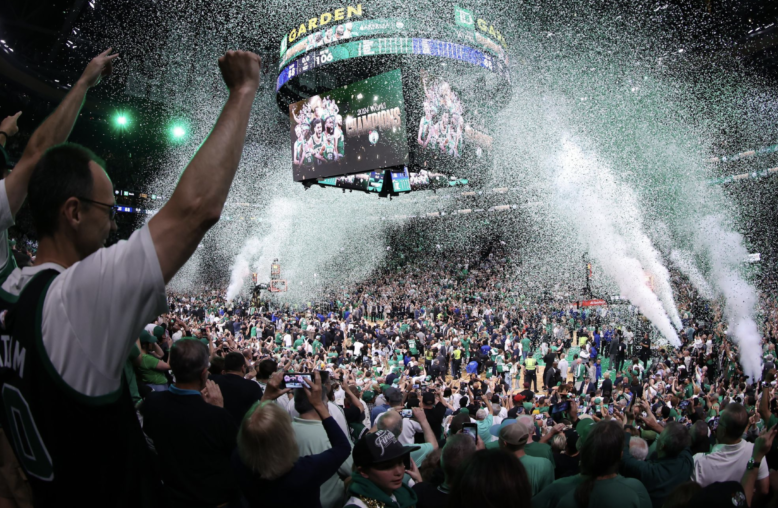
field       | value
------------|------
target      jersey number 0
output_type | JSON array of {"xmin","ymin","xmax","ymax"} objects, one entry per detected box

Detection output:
[{"xmin": 2, "ymin": 385, "xmax": 54, "ymax": 481}]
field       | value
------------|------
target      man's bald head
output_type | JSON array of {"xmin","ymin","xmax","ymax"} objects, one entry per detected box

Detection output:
[{"xmin": 376, "ymin": 410, "xmax": 403, "ymax": 438}]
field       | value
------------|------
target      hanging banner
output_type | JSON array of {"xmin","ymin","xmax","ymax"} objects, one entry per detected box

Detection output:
[{"xmin": 579, "ymin": 299, "xmax": 607, "ymax": 307}]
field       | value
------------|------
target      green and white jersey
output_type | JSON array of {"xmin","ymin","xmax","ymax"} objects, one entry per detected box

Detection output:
[{"xmin": 0, "ymin": 179, "xmax": 168, "ymax": 504}]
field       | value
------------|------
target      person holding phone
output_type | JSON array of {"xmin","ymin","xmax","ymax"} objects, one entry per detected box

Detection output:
[{"xmin": 233, "ymin": 371, "xmax": 351, "ymax": 508}]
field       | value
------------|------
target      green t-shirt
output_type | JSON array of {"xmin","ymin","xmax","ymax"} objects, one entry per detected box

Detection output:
[
  {"xmin": 521, "ymin": 338, "xmax": 531, "ymax": 351},
  {"xmin": 533, "ymin": 474, "xmax": 652, "ymax": 508},
  {"xmin": 520, "ymin": 454, "xmax": 554, "ymax": 496},
  {"xmin": 293, "ymin": 338, "xmax": 305, "ymax": 349},
  {"xmin": 139, "ymin": 355, "xmax": 168, "ymax": 385},
  {"xmin": 250, "ymin": 326, "xmax": 258, "ymax": 338},
  {"xmin": 312, "ymin": 340, "xmax": 323, "ymax": 354},
  {"xmin": 525, "ymin": 441, "xmax": 555, "ymax": 466},
  {"xmin": 124, "ymin": 343, "xmax": 142, "ymax": 403}
]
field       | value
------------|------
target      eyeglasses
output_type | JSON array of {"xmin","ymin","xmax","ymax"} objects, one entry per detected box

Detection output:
[{"xmin": 77, "ymin": 197, "xmax": 118, "ymax": 220}]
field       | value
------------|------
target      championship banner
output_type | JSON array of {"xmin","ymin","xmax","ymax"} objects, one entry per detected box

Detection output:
[{"xmin": 289, "ymin": 69, "xmax": 409, "ymax": 182}]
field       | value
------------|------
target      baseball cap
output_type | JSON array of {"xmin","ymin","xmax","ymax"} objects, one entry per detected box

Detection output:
[
  {"xmin": 140, "ymin": 330, "xmax": 157, "ymax": 343},
  {"xmin": 422, "ymin": 392, "xmax": 435, "ymax": 405},
  {"xmin": 353, "ymin": 430, "xmax": 419, "ymax": 468},
  {"xmin": 153, "ymin": 326, "xmax": 165, "ymax": 339},
  {"xmin": 499, "ymin": 421, "xmax": 530, "ymax": 446},
  {"xmin": 362, "ymin": 390, "xmax": 375, "ymax": 402},
  {"xmin": 513, "ymin": 394, "xmax": 526, "ymax": 403},
  {"xmin": 489, "ymin": 418, "xmax": 517, "ymax": 436}
]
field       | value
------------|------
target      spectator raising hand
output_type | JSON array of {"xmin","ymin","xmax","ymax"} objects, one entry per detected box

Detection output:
[{"xmin": 0, "ymin": 111, "xmax": 21, "ymax": 148}]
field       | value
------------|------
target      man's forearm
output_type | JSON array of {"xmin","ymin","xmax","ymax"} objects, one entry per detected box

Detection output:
[
  {"xmin": 25, "ymin": 81, "xmax": 88, "ymax": 157},
  {"xmin": 177, "ymin": 88, "xmax": 255, "ymax": 206},
  {"xmin": 420, "ymin": 420, "xmax": 439, "ymax": 449},
  {"xmin": 5, "ymin": 81, "xmax": 89, "ymax": 215}
]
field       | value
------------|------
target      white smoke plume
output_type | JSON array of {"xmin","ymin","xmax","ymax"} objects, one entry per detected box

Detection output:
[
  {"xmin": 668, "ymin": 249, "xmax": 715, "ymax": 301},
  {"xmin": 554, "ymin": 138, "xmax": 680, "ymax": 345},
  {"xmin": 695, "ymin": 215, "xmax": 762, "ymax": 380}
]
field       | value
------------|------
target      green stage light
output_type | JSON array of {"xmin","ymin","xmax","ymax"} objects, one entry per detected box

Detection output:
[
  {"xmin": 171, "ymin": 125, "xmax": 186, "ymax": 139},
  {"xmin": 113, "ymin": 113, "xmax": 130, "ymax": 129}
]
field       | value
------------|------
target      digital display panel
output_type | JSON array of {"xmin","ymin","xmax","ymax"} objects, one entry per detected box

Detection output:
[
  {"xmin": 390, "ymin": 167, "xmax": 411, "ymax": 193},
  {"xmin": 317, "ymin": 171, "xmax": 385, "ymax": 192},
  {"xmin": 409, "ymin": 170, "xmax": 452, "ymax": 190},
  {"xmin": 279, "ymin": 18, "xmax": 509, "ymax": 70},
  {"xmin": 413, "ymin": 69, "xmax": 493, "ymax": 170},
  {"xmin": 289, "ymin": 69, "xmax": 409, "ymax": 182},
  {"xmin": 277, "ymin": 37, "xmax": 509, "ymax": 91}
]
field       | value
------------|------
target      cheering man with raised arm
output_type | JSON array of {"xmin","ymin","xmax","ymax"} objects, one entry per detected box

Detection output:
[{"xmin": 0, "ymin": 49, "xmax": 260, "ymax": 507}]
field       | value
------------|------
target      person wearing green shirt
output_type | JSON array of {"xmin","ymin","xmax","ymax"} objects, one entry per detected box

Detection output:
[
  {"xmin": 497, "ymin": 421, "xmax": 554, "ymax": 496},
  {"xmin": 312, "ymin": 337, "xmax": 323, "ymax": 354},
  {"xmin": 620, "ymin": 418, "xmax": 693, "ymax": 508},
  {"xmin": 124, "ymin": 342, "xmax": 143, "ymax": 404},
  {"xmin": 534, "ymin": 420, "xmax": 651, "ymax": 508},
  {"xmin": 293, "ymin": 337, "xmax": 305, "ymax": 350},
  {"xmin": 462, "ymin": 337, "xmax": 472, "ymax": 360},
  {"xmin": 521, "ymin": 337, "xmax": 531, "ymax": 360},
  {"xmin": 138, "ymin": 330, "xmax": 171, "ymax": 391}
]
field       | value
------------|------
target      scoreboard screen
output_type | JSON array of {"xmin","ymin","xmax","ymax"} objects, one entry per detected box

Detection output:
[{"xmin": 289, "ymin": 69, "xmax": 409, "ymax": 182}]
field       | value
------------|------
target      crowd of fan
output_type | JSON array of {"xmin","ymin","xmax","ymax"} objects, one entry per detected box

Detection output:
[
  {"xmin": 114, "ymin": 250, "xmax": 778, "ymax": 508},
  {"xmin": 2, "ymin": 48, "xmax": 778, "ymax": 508}
]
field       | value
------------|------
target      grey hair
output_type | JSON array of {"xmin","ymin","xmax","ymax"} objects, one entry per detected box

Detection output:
[
  {"xmin": 550, "ymin": 433, "xmax": 567, "ymax": 454},
  {"xmin": 376, "ymin": 410, "xmax": 403, "ymax": 438},
  {"xmin": 629, "ymin": 437, "xmax": 649, "ymax": 461}
]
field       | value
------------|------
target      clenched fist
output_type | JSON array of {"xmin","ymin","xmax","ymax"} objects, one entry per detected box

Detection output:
[{"xmin": 218, "ymin": 51, "xmax": 261, "ymax": 94}]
